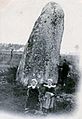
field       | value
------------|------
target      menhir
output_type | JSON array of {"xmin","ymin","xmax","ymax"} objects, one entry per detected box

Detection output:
[{"xmin": 16, "ymin": 2, "xmax": 64, "ymax": 85}]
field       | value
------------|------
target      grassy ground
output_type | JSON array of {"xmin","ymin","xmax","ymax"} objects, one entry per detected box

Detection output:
[
  {"xmin": 0, "ymin": 82, "xmax": 26, "ymax": 113},
  {"xmin": 0, "ymin": 52, "xmax": 25, "ymax": 114},
  {"xmin": 0, "ymin": 51, "xmax": 80, "ymax": 115}
]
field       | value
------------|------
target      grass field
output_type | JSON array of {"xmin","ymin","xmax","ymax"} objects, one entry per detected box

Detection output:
[{"xmin": 0, "ymin": 50, "xmax": 80, "ymax": 115}]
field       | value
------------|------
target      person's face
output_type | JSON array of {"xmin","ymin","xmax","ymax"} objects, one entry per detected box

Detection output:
[
  {"xmin": 48, "ymin": 80, "xmax": 52, "ymax": 86},
  {"xmin": 64, "ymin": 60, "xmax": 66, "ymax": 63},
  {"xmin": 31, "ymin": 80, "xmax": 37, "ymax": 87}
]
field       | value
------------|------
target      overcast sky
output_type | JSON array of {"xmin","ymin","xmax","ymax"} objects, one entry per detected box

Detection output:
[{"xmin": 0, "ymin": 0, "xmax": 82, "ymax": 54}]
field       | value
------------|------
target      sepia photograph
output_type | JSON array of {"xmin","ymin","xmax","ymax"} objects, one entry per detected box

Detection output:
[{"xmin": 0, "ymin": 0, "xmax": 82, "ymax": 119}]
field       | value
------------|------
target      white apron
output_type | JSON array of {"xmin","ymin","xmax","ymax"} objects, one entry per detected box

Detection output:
[{"xmin": 42, "ymin": 92, "xmax": 54, "ymax": 109}]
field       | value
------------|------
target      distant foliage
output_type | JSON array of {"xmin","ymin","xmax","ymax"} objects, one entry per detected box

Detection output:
[
  {"xmin": 5, "ymin": 67, "xmax": 18, "ymax": 84},
  {"xmin": 0, "ymin": 43, "xmax": 24, "ymax": 51}
]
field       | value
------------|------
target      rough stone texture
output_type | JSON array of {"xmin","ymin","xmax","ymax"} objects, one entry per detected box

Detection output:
[{"xmin": 16, "ymin": 2, "xmax": 64, "ymax": 85}]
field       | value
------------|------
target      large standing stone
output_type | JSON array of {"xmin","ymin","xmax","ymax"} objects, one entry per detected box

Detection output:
[{"xmin": 16, "ymin": 2, "xmax": 64, "ymax": 85}]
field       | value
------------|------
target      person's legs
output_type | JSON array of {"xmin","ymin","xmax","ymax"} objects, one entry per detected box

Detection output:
[
  {"xmin": 61, "ymin": 77, "xmax": 64, "ymax": 86},
  {"xmin": 61, "ymin": 72, "xmax": 67, "ymax": 86},
  {"xmin": 25, "ymin": 96, "xmax": 30, "ymax": 111}
]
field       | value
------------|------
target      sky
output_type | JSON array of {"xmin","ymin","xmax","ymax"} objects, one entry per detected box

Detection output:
[{"xmin": 0, "ymin": 0, "xmax": 82, "ymax": 54}]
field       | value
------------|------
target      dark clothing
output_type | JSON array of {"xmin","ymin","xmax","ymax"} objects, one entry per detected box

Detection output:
[
  {"xmin": 26, "ymin": 87, "xmax": 39, "ymax": 110},
  {"xmin": 61, "ymin": 62, "xmax": 70, "ymax": 86},
  {"xmin": 62, "ymin": 62, "xmax": 70, "ymax": 77},
  {"xmin": 45, "ymin": 87, "xmax": 55, "ymax": 94},
  {"xmin": 10, "ymin": 49, "xmax": 13, "ymax": 59},
  {"xmin": 58, "ymin": 66, "xmax": 62, "ymax": 84},
  {"xmin": 39, "ymin": 84, "xmax": 55, "ymax": 96}
]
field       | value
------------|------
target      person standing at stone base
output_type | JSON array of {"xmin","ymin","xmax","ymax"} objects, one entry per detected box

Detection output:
[
  {"xmin": 61, "ymin": 59, "xmax": 70, "ymax": 86},
  {"xmin": 41, "ymin": 79, "xmax": 56, "ymax": 113},
  {"xmin": 25, "ymin": 79, "xmax": 39, "ymax": 113}
]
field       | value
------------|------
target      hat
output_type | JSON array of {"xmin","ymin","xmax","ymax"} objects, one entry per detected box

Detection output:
[
  {"xmin": 48, "ymin": 79, "xmax": 53, "ymax": 82},
  {"xmin": 31, "ymin": 79, "xmax": 38, "ymax": 84}
]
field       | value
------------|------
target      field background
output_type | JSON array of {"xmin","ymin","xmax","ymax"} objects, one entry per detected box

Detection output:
[{"xmin": 0, "ymin": 43, "xmax": 80, "ymax": 114}]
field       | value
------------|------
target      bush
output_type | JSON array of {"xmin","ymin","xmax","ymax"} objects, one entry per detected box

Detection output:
[
  {"xmin": 13, "ymin": 84, "xmax": 27, "ymax": 96},
  {"xmin": 5, "ymin": 66, "xmax": 18, "ymax": 84}
]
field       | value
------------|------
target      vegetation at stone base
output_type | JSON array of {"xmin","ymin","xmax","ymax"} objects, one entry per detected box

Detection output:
[
  {"xmin": 60, "ymin": 54, "xmax": 80, "ymax": 94},
  {"xmin": 5, "ymin": 67, "xmax": 18, "ymax": 84},
  {"xmin": 13, "ymin": 83, "xmax": 27, "ymax": 97},
  {"xmin": 0, "ymin": 42, "xmax": 79, "ymax": 113},
  {"xmin": 0, "ymin": 54, "xmax": 79, "ymax": 113},
  {"xmin": 0, "ymin": 66, "xmax": 27, "ymax": 96},
  {"xmin": 62, "ymin": 77, "xmax": 77, "ymax": 94},
  {"xmin": 3, "ymin": 54, "xmax": 79, "ymax": 98}
]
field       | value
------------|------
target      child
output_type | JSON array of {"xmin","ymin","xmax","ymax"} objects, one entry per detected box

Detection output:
[
  {"xmin": 42, "ymin": 79, "xmax": 56, "ymax": 113},
  {"xmin": 25, "ymin": 79, "xmax": 39, "ymax": 113}
]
